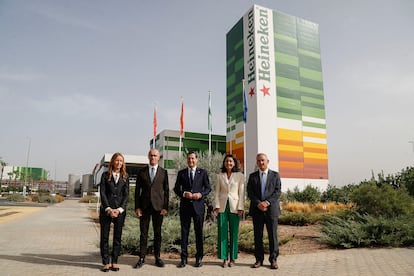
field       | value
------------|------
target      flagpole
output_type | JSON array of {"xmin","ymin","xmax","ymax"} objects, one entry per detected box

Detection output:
[
  {"xmin": 153, "ymin": 103, "xmax": 157, "ymax": 149},
  {"xmin": 242, "ymin": 79, "xmax": 247, "ymax": 175},
  {"xmin": 242, "ymin": 79, "xmax": 247, "ymax": 221},
  {"xmin": 208, "ymin": 91, "xmax": 212, "ymax": 160},
  {"xmin": 179, "ymin": 97, "xmax": 184, "ymax": 157}
]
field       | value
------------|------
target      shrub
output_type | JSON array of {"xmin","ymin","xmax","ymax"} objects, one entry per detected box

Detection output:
[
  {"xmin": 120, "ymin": 213, "xmax": 217, "ymax": 256},
  {"xmin": 79, "ymin": 195, "xmax": 98, "ymax": 203},
  {"xmin": 281, "ymin": 201, "xmax": 351, "ymax": 214},
  {"xmin": 38, "ymin": 195, "xmax": 58, "ymax": 203},
  {"xmin": 286, "ymin": 185, "xmax": 321, "ymax": 203},
  {"xmin": 350, "ymin": 182, "xmax": 414, "ymax": 217},
  {"xmin": 279, "ymin": 211, "xmax": 323, "ymax": 226},
  {"xmin": 399, "ymin": 166, "xmax": 414, "ymax": 197},
  {"xmin": 30, "ymin": 194, "xmax": 39, "ymax": 202},
  {"xmin": 37, "ymin": 189, "xmax": 50, "ymax": 196},
  {"xmin": 321, "ymin": 184, "xmax": 356, "ymax": 204},
  {"xmin": 7, "ymin": 193, "xmax": 25, "ymax": 202},
  {"xmin": 321, "ymin": 211, "xmax": 414, "ymax": 248},
  {"xmin": 55, "ymin": 194, "xmax": 65, "ymax": 202}
]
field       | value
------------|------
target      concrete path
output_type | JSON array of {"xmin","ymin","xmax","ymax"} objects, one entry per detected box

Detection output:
[{"xmin": 0, "ymin": 199, "xmax": 413, "ymax": 275}]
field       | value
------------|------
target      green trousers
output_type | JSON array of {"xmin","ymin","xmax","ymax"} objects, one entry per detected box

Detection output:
[{"xmin": 217, "ymin": 200, "xmax": 240, "ymax": 260}]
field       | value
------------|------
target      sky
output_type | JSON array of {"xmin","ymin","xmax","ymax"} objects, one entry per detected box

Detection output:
[{"xmin": 1, "ymin": 0, "xmax": 413, "ymax": 186}]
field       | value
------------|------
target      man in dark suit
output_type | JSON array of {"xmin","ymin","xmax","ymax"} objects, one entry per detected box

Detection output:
[
  {"xmin": 173, "ymin": 151, "xmax": 211, "ymax": 268},
  {"xmin": 247, "ymin": 153, "xmax": 281, "ymax": 270},
  {"xmin": 134, "ymin": 149, "xmax": 169, "ymax": 268}
]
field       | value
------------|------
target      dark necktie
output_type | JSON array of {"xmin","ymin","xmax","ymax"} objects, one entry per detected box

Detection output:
[
  {"xmin": 150, "ymin": 167, "xmax": 155, "ymax": 183},
  {"xmin": 190, "ymin": 170, "xmax": 194, "ymax": 185}
]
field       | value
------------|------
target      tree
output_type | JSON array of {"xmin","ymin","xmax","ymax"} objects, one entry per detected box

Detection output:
[{"xmin": 0, "ymin": 160, "xmax": 6, "ymax": 188}]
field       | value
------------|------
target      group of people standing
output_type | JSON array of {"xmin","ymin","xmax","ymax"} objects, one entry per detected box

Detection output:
[{"xmin": 98, "ymin": 150, "xmax": 281, "ymax": 272}]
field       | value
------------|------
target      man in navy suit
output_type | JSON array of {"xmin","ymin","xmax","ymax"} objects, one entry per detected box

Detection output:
[
  {"xmin": 174, "ymin": 151, "xmax": 211, "ymax": 268},
  {"xmin": 247, "ymin": 153, "xmax": 281, "ymax": 270}
]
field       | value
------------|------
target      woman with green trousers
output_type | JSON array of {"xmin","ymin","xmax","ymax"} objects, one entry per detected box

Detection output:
[{"xmin": 214, "ymin": 154, "xmax": 245, "ymax": 267}]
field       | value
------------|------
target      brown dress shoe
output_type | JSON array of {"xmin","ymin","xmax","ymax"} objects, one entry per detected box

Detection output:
[
  {"xmin": 271, "ymin": 262, "xmax": 279, "ymax": 269},
  {"xmin": 101, "ymin": 264, "xmax": 110, "ymax": 272},
  {"xmin": 251, "ymin": 261, "xmax": 263, "ymax": 268}
]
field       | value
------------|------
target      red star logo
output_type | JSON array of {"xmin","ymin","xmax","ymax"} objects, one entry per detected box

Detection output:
[
  {"xmin": 260, "ymin": 85, "xmax": 270, "ymax": 96},
  {"xmin": 249, "ymin": 87, "xmax": 255, "ymax": 97}
]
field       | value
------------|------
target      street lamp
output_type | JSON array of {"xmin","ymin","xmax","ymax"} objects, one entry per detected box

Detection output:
[{"xmin": 26, "ymin": 137, "xmax": 31, "ymax": 192}]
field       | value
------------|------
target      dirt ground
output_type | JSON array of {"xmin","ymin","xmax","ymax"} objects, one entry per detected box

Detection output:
[
  {"xmin": 88, "ymin": 209, "xmax": 329, "ymax": 256},
  {"xmin": 277, "ymin": 224, "xmax": 330, "ymax": 255},
  {"xmin": 0, "ymin": 205, "xmax": 329, "ymax": 256}
]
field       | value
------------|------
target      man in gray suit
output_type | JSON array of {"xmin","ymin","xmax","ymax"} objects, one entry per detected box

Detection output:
[
  {"xmin": 247, "ymin": 153, "xmax": 281, "ymax": 270},
  {"xmin": 134, "ymin": 149, "xmax": 169, "ymax": 268}
]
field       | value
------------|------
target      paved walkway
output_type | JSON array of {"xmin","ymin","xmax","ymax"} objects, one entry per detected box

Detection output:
[{"xmin": 0, "ymin": 199, "xmax": 413, "ymax": 275}]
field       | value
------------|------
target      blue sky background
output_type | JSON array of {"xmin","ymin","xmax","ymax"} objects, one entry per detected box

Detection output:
[{"xmin": 1, "ymin": 0, "xmax": 413, "ymax": 186}]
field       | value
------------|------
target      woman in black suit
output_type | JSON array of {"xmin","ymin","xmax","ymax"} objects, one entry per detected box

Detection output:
[{"xmin": 99, "ymin": 152, "xmax": 129, "ymax": 272}]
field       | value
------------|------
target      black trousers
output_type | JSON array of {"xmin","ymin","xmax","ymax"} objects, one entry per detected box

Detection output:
[
  {"xmin": 179, "ymin": 205, "xmax": 204, "ymax": 259},
  {"xmin": 99, "ymin": 210, "xmax": 126, "ymax": 265},
  {"xmin": 252, "ymin": 211, "xmax": 279, "ymax": 264},
  {"xmin": 139, "ymin": 204, "xmax": 164, "ymax": 258}
]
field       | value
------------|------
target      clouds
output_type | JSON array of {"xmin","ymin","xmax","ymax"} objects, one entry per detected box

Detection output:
[{"xmin": 0, "ymin": 0, "xmax": 413, "ymax": 185}]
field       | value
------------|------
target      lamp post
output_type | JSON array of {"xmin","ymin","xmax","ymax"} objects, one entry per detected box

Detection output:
[{"xmin": 26, "ymin": 137, "xmax": 31, "ymax": 192}]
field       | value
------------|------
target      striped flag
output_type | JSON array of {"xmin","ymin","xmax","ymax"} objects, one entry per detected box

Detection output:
[
  {"xmin": 208, "ymin": 91, "xmax": 212, "ymax": 132},
  {"xmin": 180, "ymin": 99, "xmax": 184, "ymax": 136},
  {"xmin": 243, "ymin": 81, "xmax": 248, "ymax": 123}
]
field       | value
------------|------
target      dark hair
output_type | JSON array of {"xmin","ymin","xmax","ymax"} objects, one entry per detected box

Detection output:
[
  {"xmin": 187, "ymin": 151, "xmax": 198, "ymax": 158},
  {"xmin": 220, "ymin": 154, "xmax": 241, "ymax": 173}
]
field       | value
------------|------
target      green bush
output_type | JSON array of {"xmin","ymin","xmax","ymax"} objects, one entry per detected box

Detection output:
[
  {"xmin": 321, "ymin": 211, "xmax": 414, "ymax": 248},
  {"xmin": 38, "ymin": 195, "xmax": 58, "ymax": 203},
  {"xmin": 321, "ymin": 184, "xmax": 355, "ymax": 204},
  {"xmin": 30, "ymin": 194, "xmax": 39, "ymax": 202},
  {"xmin": 121, "ymin": 213, "xmax": 217, "ymax": 256},
  {"xmin": 286, "ymin": 185, "xmax": 321, "ymax": 203},
  {"xmin": 7, "ymin": 193, "xmax": 25, "ymax": 202},
  {"xmin": 399, "ymin": 166, "xmax": 414, "ymax": 197},
  {"xmin": 350, "ymin": 182, "xmax": 414, "ymax": 217}
]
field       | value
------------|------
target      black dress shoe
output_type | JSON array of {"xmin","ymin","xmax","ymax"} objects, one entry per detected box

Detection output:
[
  {"xmin": 195, "ymin": 258, "xmax": 203, "ymax": 267},
  {"xmin": 177, "ymin": 259, "xmax": 187, "ymax": 268},
  {"xmin": 133, "ymin": 258, "xmax": 145, "ymax": 269},
  {"xmin": 155, "ymin": 258, "xmax": 165, "ymax": 267}
]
